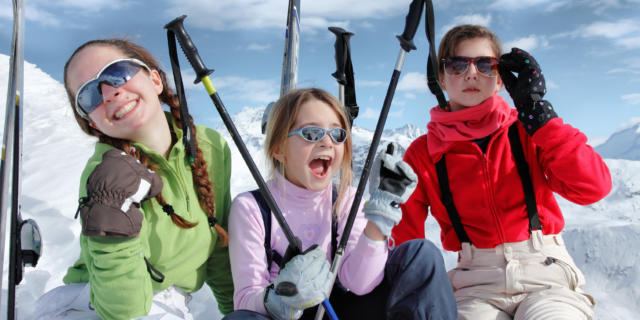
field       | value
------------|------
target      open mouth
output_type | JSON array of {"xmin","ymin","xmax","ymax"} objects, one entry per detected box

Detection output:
[
  {"xmin": 113, "ymin": 100, "xmax": 138, "ymax": 120},
  {"xmin": 309, "ymin": 156, "xmax": 332, "ymax": 179}
]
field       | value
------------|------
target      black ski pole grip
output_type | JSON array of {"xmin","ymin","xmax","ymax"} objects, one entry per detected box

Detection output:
[
  {"xmin": 329, "ymin": 26, "xmax": 353, "ymax": 85},
  {"xmin": 396, "ymin": 0, "xmax": 425, "ymax": 52},
  {"xmin": 164, "ymin": 15, "xmax": 214, "ymax": 84}
]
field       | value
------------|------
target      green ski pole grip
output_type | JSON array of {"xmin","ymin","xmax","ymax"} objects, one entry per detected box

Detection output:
[
  {"xmin": 397, "ymin": 0, "xmax": 425, "ymax": 52},
  {"xmin": 164, "ymin": 15, "xmax": 213, "ymax": 84}
]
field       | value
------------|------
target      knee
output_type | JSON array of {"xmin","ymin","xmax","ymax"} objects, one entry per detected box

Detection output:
[{"xmin": 389, "ymin": 239, "xmax": 445, "ymax": 274}]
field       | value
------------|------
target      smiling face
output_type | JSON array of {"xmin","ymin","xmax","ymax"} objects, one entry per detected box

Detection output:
[
  {"xmin": 65, "ymin": 44, "xmax": 165, "ymax": 141},
  {"xmin": 274, "ymin": 98, "xmax": 346, "ymax": 191},
  {"xmin": 441, "ymin": 37, "xmax": 503, "ymax": 111}
]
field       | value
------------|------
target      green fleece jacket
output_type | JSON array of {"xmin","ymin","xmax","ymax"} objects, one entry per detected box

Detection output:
[{"xmin": 63, "ymin": 114, "xmax": 234, "ymax": 319}]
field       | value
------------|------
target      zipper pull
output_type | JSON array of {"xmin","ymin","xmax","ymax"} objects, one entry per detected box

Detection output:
[{"xmin": 74, "ymin": 197, "xmax": 89, "ymax": 219}]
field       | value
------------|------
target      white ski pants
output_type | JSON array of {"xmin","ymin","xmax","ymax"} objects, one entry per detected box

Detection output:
[
  {"xmin": 32, "ymin": 282, "xmax": 193, "ymax": 320},
  {"xmin": 447, "ymin": 230, "xmax": 594, "ymax": 320}
]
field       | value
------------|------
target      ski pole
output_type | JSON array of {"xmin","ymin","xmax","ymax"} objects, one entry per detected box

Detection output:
[
  {"xmin": 314, "ymin": 1, "xmax": 425, "ymax": 319},
  {"xmin": 163, "ymin": 14, "xmax": 307, "ymax": 266},
  {"xmin": 328, "ymin": 26, "xmax": 358, "ymax": 129}
]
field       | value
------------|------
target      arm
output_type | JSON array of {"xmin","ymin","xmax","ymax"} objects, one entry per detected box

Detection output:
[
  {"xmin": 205, "ymin": 140, "xmax": 235, "ymax": 314},
  {"xmin": 79, "ymin": 149, "xmax": 163, "ymax": 320},
  {"xmin": 339, "ymin": 142, "xmax": 418, "ymax": 295},
  {"xmin": 228, "ymin": 194, "xmax": 272, "ymax": 315},
  {"xmin": 530, "ymin": 119, "xmax": 612, "ymax": 204},
  {"xmin": 392, "ymin": 138, "xmax": 431, "ymax": 245},
  {"xmin": 499, "ymin": 48, "xmax": 611, "ymax": 204}
]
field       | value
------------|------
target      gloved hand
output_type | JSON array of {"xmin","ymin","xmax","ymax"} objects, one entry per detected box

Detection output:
[
  {"xmin": 79, "ymin": 149, "xmax": 163, "ymax": 238},
  {"xmin": 263, "ymin": 245, "xmax": 332, "ymax": 320},
  {"xmin": 498, "ymin": 47, "xmax": 557, "ymax": 135},
  {"xmin": 364, "ymin": 142, "xmax": 418, "ymax": 238}
]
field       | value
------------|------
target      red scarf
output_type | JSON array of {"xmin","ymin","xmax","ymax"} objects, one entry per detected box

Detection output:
[{"xmin": 427, "ymin": 94, "xmax": 517, "ymax": 158}]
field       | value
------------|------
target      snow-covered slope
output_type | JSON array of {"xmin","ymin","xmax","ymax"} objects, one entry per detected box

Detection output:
[{"xmin": 1, "ymin": 54, "xmax": 638, "ymax": 319}]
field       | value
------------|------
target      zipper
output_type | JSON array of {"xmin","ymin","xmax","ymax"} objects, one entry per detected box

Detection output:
[{"xmin": 482, "ymin": 153, "xmax": 506, "ymax": 244}]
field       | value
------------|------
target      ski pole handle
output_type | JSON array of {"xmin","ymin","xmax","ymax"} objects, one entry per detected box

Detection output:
[
  {"xmin": 328, "ymin": 26, "xmax": 353, "ymax": 85},
  {"xmin": 164, "ymin": 15, "xmax": 213, "ymax": 84},
  {"xmin": 164, "ymin": 15, "xmax": 303, "ymax": 256},
  {"xmin": 397, "ymin": 0, "xmax": 425, "ymax": 52}
]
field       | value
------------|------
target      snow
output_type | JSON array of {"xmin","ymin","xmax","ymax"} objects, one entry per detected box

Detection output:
[{"xmin": 1, "ymin": 54, "xmax": 639, "ymax": 319}]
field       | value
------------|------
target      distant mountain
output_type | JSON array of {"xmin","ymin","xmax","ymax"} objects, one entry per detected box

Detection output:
[{"xmin": 595, "ymin": 119, "xmax": 640, "ymax": 160}]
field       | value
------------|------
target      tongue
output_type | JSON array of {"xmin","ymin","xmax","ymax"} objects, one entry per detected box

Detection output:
[{"xmin": 309, "ymin": 159, "xmax": 325, "ymax": 178}]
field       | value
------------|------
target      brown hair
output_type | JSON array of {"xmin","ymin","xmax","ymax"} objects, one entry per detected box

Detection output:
[
  {"xmin": 437, "ymin": 24, "xmax": 502, "ymax": 77},
  {"xmin": 63, "ymin": 39, "xmax": 228, "ymax": 246},
  {"xmin": 264, "ymin": 88, "xmax": 353, "ymax": 218}
]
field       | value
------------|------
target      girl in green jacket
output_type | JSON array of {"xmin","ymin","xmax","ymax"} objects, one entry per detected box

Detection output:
[{"xmin": 33, "ymin": 39, "xmax": 234, "ymax": 319}]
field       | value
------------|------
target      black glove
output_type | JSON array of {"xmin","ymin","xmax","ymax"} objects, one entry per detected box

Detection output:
[
  {"xmin": 79, "ymin": 149, "xmax": 163, "ymax": 238},
  {"xmin": 499, "ymin": 48, "xmax": 557, "ymax": 135}
]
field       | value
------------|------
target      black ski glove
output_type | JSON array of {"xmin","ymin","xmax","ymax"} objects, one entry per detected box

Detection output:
[
  {"xmin": 79, "ymin": 149, "xmax": 163, "ymax": 238},
  {"xmin": 499, "ymin": 48, "xmax": 557, "ymax": 135}
]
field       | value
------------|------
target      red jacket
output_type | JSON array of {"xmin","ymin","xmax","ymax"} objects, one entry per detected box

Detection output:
[{"xmin": 392, "ymin": 96, "xmax": 611, "ymax": 251}]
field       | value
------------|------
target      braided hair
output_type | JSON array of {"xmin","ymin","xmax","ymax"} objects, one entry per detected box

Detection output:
[{"xmin": 64, "ymin": 38, "xmax": 228, "ymax": 246}]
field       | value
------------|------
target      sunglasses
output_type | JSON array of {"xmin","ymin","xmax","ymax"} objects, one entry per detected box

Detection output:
[
  {"xmin": 288, "ymin": 126, "xmax": 348, "ymax": 144},
  {"xmin": 442, "ymin": 56, "xmax": 499, "ymax": 77},
  {"xmin": 74, "ymin": 58, "xmax": 151, "ymax": 118}
]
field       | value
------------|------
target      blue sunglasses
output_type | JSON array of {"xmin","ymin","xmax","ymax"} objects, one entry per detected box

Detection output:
[
  {"xmin": 288, "ymin": 126, "xmax": 348, "ymax": 144},
  {"xmin": 74, "ymin": 58, "xmax": 151, "ymax": 119}
]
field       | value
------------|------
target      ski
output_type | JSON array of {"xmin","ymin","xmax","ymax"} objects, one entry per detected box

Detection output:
[
  {"xmin": 262, "ymin": 0, "xmax": 301, "ymax": 133},
  {"xmin": 1, "ymin": 0, "xmax": 42, "ymax": 318},
  {"xmin": 280, "ymin": 0, "xmax": 301, "ymax": 97}
]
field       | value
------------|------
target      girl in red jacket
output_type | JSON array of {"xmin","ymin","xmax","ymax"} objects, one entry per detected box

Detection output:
[{"xmin": 391, "ymin": 24, "xmax": 611, "ymax": 319}]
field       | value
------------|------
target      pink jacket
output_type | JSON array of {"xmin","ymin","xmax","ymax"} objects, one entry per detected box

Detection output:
[{"xmin": 229, "ymin": 173, "xmax": 387, "ymax": 314}]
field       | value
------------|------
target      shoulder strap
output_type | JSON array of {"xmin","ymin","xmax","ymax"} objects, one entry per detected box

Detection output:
[
  {"xmin": 250, "ymin": 190, "xmax": 282, "ymax": 272},
  {"xmin": 435, "ymin": 156, "xmax": 473, "ymax": 245},
  {"xmin": 331, "ymin": 186, "xmax": 338, "ymax": 258},
  {"xmin": 434, "ymin": 123, "xmax": 543, "ymax": 248},
  {"xmin": 251, "ymin": 187, "xmax": 338, "ymax": 273},
  {"xmin": 507, "ymin": 123, "xmax": 542, "ymax": 231}
]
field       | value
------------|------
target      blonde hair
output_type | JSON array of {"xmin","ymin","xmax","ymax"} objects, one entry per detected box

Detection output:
[
  {"xmin": 264, "ymin": 88, "xmax": 353, "ymax": 217},
  {"xmin": 63, "ymin": 39, "xmax": 228, "ymax": 246}
]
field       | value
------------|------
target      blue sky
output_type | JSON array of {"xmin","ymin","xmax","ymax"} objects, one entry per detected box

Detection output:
[{"xmin": 1, "ymin": 0, "xmax": 639, "ymax": 144}]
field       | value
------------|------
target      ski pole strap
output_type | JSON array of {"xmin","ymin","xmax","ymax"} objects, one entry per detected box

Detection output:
[
  {"xmin": 424, "ymin": 0, "xmax": 447, "ymax": 109},
  {"xmin": 144, "ymin": 257, "xmax": 165, "ymax": 283},
  {"xmin": 167, "ymin": 29, "xmax": 198, "ymax": 163}
]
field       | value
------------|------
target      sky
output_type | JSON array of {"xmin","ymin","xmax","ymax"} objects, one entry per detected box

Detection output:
[
  {"xmin": 1, "ymin": 0, "xmax": 640, "ymax": 145},
  {"xmin": 1, "ymin": 56, "xmax": 639, "ymax": 319}
]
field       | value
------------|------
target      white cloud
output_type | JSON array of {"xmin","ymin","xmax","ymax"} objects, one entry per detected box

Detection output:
[
  {"xmin": 503, "ymin": 35, "xmax": 550, "ymax": 52},
  {"xmin": 441, "ymin": 14, "xmax": 492, "ymax": 35},
  {"xmin": 247, "ymin": 43, "xmax": 271, "ymax": 51},
  {"xmin": 616, "ymin": 36, "xmax": 640, "ymax": 49},
  {"xmin": 212, "ymin": 76, "xmax": 279, "ymax": 104},
  {"xmin": 622, "ymin": 93, "xmax": 640, "ymax": 105},
  {"xmin": 164, "ymin": 0, "xmax": 412, "ymax": 33},
  {"xmin": 489, "ymin": 0, "xmax": 553, "ymax": 10},
  {"xmin": 404, "ymin": 92, "xmax": 417, "ymax": 100},
  {"xmin": 390, "ymin": 108, "xmax": 405, "ymax": 118},
  {"xmin": 361, "ymin": 107, "xmax": 379, "ymax": 119},
  {"xmin": 397, "ymin": 72, "xmax": 427, "ymax": 91},
  {"xmin": 358, "ymin": 80, "xmax": 385, "ymax": 88},
  {"xmin": 580, "ymin": 19, "xmax": 640, "ymax": 39}
]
